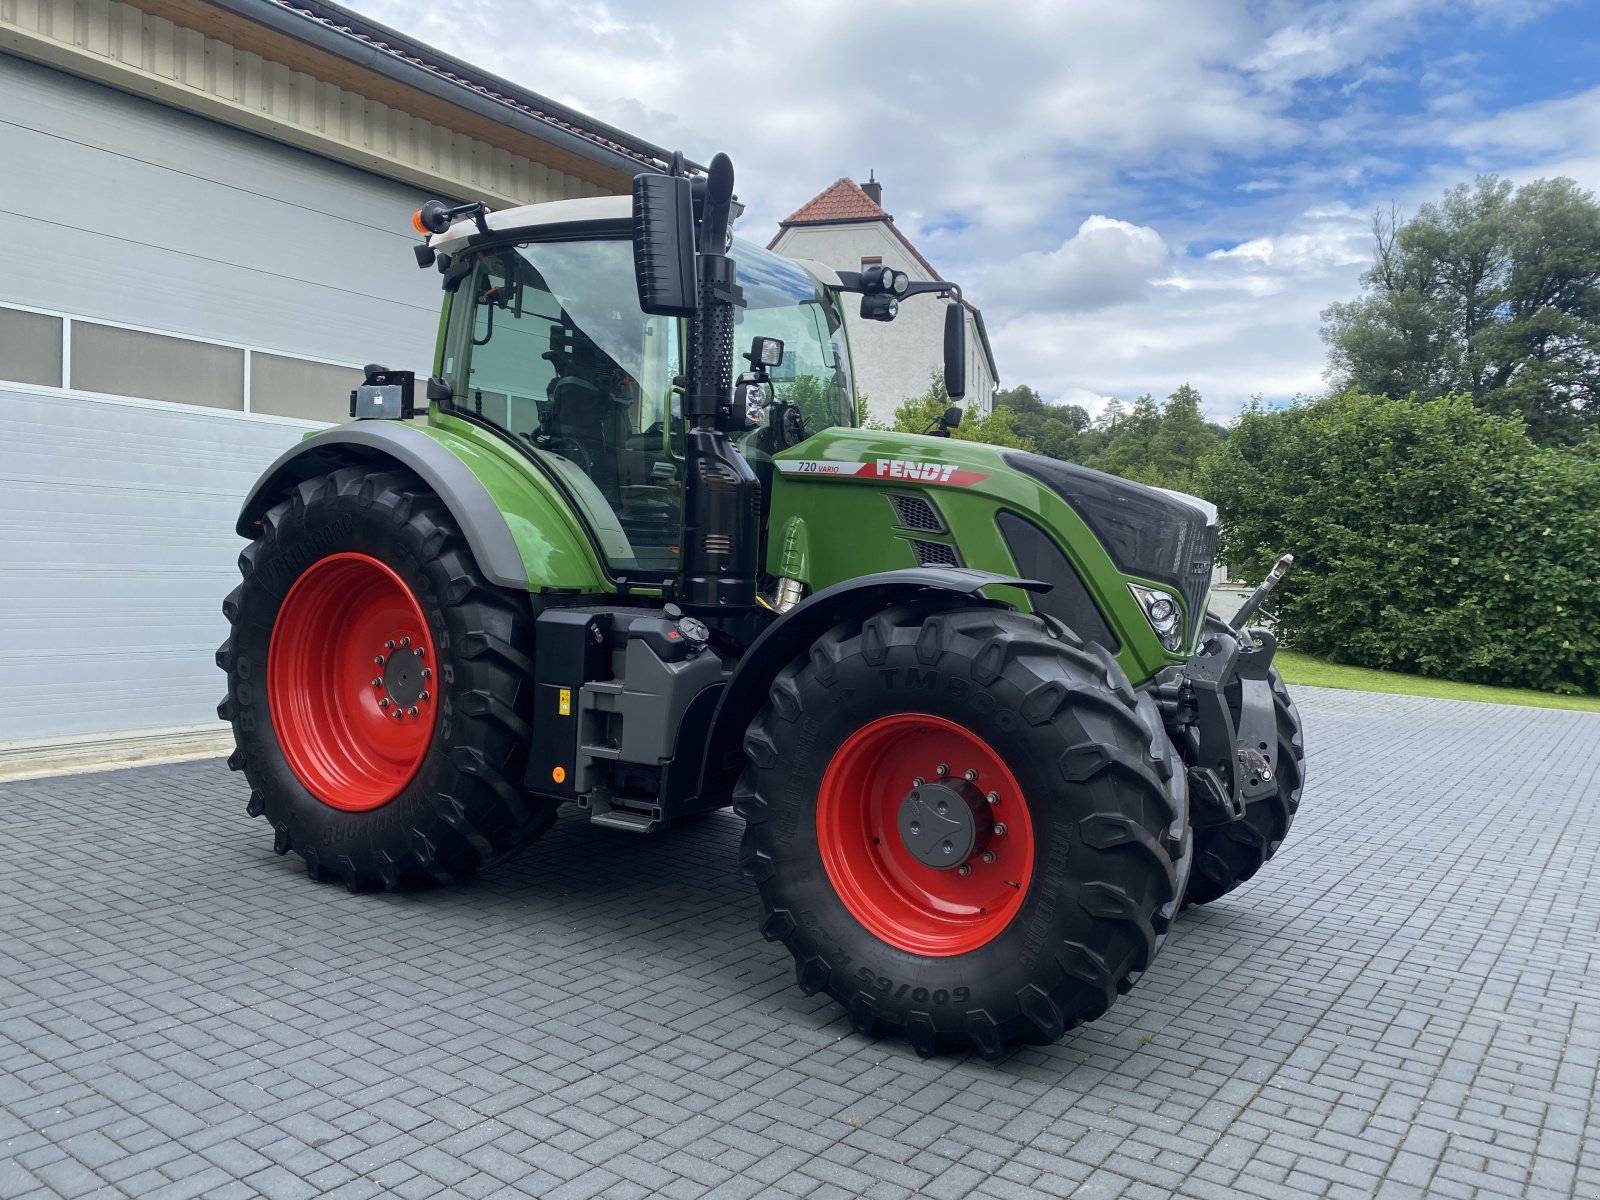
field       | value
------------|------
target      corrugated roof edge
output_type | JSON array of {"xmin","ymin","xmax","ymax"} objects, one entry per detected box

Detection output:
[{"xmin": 237, "ymin": 0, "xmax": 699, "ymax": 177}]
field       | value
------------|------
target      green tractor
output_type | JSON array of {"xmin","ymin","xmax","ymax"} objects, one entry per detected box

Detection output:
[{"xmin": 218, "ymin": 154, "xmax": 1305, "ymax": 1059}]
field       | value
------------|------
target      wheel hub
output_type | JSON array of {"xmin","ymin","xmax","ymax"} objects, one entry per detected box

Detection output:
[
  {"xmin": 380, "ymin": 643, "xmax": 429, "ymax": 709},
  {"xmin": 898, "ymin": 778, "xmax": 992, "ymax": 869}
]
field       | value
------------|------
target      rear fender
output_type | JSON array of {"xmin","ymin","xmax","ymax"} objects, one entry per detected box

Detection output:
[
  {"xmin": 696, "ymin": 568, "xmax": 1044, "ymax": 806},
  {"xmin": 237, "ymin": 422, "xmax": 607, "ymax": 593}
]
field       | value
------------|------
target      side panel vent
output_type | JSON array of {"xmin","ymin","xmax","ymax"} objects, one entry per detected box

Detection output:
[
  {"xmin": 910, "ymin": 539, "xmax": 962, "ymax": 568},
  {"xmin": 889, "ymin": 493, "xmax": 946, "ymax": 533}
]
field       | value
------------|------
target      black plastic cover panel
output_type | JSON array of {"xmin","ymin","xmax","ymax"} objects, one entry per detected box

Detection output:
[
  {"xmin": 1004, "ymin": 451, "xmax": 1215, "ymax": 642},
  {"xmin": 996, "ymin": 511, "xmax": 1119, "ymax": 651}
]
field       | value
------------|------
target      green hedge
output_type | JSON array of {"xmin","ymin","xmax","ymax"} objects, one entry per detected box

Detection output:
[{"xmin": 1202, "ymin": 390, "xmax": 1600, "ymax": 694}]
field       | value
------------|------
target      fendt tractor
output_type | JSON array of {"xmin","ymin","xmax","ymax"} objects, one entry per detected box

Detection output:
[{"xmin": 218, "ymin": 153, "xmax": 1306, "ymax": 1060}]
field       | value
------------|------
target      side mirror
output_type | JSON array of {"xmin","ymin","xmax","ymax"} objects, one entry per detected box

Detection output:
[
  {"xmin": 943, "ymin": 404, "xmax": 964, "ymax": 428},
  {"xmin": 944, "ymin": 302, "xmax": 967, "ymax": 399},
  {"xmin": 632, "ymin": 173, "xmax": 696, "ymax": 317}
]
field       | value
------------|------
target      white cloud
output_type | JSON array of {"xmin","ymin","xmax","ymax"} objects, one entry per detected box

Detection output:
[
  {"xmin": 993, "ymin": 204, "xmax": 1373, "ymax": 420},
  {"xmin": 993, "ymin": 216, "xmax": 1171, "ymax": 314}
]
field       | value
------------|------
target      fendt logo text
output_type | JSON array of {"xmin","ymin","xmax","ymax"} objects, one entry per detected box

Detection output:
[{"xmin": 876, "ymin": 460, "xmax": 959, "ymax": 482}]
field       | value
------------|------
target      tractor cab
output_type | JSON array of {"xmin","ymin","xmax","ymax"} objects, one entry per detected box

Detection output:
[{"xmin": 427, "ymin": 197, "xmax": 855, "ymax": 580}]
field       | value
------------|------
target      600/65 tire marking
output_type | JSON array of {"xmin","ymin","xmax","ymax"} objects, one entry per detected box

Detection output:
[{"xmin": 857, "ymin": 968, "xmax": 970, "ymax": 1005}]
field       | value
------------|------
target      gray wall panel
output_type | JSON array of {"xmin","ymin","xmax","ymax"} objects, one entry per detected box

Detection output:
[
  {"xmin": 0, "ymin": 57, "xmax": 471, "ymax": 743},
  {"xmin": 0, "ymin": 53, "xmax": 443, "ymax": 373},
  {"xmin": 1, "ymin": 385, "xmax": 319, "ymax": 741}
]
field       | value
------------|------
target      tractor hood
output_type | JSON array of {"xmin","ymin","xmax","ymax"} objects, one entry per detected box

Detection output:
[{"xmin": 1002, "ymin": 450, "xmax": 1218, "ymax": 641}]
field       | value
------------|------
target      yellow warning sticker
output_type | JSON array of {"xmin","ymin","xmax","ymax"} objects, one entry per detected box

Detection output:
[{"xmin": 558, "ymin": 688, "xmax": 571, "ymax": 716}]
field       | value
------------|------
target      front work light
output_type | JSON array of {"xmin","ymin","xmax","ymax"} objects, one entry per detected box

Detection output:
[
  {"xmin": 747, "ymin": 336, "xmax": 785, "ymax": 367},
  {"xmin": 1129, "ymin": 583, "xmax": 1185, "ymax": 652}
]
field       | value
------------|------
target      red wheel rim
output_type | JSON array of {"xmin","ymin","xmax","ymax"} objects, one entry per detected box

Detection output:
[
  {"xmin": 268, "ymin": 552, "xmax": 437, "ymax": 811},
  {"xmin": 816, "ymin": 714, "xmax": 1035, "ymax": 956}
]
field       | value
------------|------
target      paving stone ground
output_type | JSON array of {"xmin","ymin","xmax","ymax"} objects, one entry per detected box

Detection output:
[{"xmin": 2, "ymin": 686, "xmax": 1597, "ymax": 1200}]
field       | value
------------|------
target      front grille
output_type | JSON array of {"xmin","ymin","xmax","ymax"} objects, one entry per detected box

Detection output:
[
  {"xmin": 910, "ymin": 539, "xmax": 961, "ymax": 568},
  {"xmin": 889, "ymin": 494, "xmax": 946, "ymax": 533}
]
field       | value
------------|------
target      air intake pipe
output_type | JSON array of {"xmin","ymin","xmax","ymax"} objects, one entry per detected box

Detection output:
[{"xmin": 681, "ymin": 154, "xmax": 761, "ymax": 611}]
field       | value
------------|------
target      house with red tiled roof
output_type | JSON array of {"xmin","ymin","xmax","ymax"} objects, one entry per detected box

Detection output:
[{"xmin": 769, "ymin": 176, "xmax": 998, "ymax": 426}]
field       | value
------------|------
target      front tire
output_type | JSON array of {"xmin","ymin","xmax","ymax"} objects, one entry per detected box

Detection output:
[
  {"xmin": 216, "ymin": 467, "xmax": 557, "ymax": 891},
  {"xmin": 736, "ymin": 602, "xmax": 1188, "ymax": 1059}
]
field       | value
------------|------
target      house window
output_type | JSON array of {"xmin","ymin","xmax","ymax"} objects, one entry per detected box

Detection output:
[
  {"xmin": 860, "ymin": 256, "xmax": 883, "ymax": 269},
  {"xmin": 0, "ymin": 307, "xmax": 63, "ymax": 387}
]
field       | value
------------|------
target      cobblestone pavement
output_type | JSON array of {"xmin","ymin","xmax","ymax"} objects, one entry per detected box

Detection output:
[{"xmin": 2, "ymin": 687, "xmax": 1597, "ymax": 1200}]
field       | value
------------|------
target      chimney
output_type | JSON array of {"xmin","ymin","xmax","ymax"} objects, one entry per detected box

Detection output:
[{"xmin": 862, "ymin": 170, "xmax": 882, "ymax": 207}]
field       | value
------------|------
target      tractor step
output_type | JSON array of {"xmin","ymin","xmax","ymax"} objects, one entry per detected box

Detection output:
[{"xmin": 588, "ymin": 809, "xmax": 661, "ymax": 834}]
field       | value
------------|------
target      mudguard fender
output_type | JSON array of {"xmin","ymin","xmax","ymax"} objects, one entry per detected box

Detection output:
[{"xmin": 238, "ymin": 423, "xmax": 532, "ymax": 590}]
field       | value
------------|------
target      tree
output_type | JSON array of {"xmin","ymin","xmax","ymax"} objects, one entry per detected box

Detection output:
[
  {"xmin": 1202, "ymin": 390, "xmax": 1600, "ymax": 693},
  {"xmin": 1150, "ymin": 383, "xmax": 1223, "ymax": 493},
  {"xmin": 889, "ymin": 371, "xmax": 1034, "ymax": 450},
  {"xmin": 1061, "ymin": 385, "xmax": 1222, "ymax": 490},
  {"xmin": 1323, "ymin": 176, "xmax": 1600, "ymax": 444},
  {"xmin": 994, "ymin": 384, "xmax": 1088, "ymax": 460}
]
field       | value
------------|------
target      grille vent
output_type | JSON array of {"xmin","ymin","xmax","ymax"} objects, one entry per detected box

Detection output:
[
  {"xmin": 889, "ymin": 493, "xmax": 945, "ymax": 533},
  {"xmin": 910, "ymin": 539, "xmax": 962, "ymax": 568}
]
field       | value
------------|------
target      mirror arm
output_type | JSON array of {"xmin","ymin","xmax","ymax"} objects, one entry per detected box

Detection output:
[
  {"xmin": 832, "ymin": 271, "xmax": 962, "ymax": 302},
  {"xmin": 901, "ymin": 281, "xmax": 960, "ymax": 300}
]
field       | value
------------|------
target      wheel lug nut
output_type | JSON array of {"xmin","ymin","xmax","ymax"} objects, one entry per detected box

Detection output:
[
  {"xmin": 936, "ymin": 763, "xmax": 949, "ymax": 776},
  {"xmin": 421, "ymin": 668, "xmax": 432, "ymax": 679},
  {"xmin": 378, "ymin": 698, "xmax": 389, "ymax": 708},
  {"xmin": 374, "ymin": 655, "xmax": 385, "ymax": 665},
  {"xmin": 957, "ymin": 864, "xmax": 972, "ymax": 877},
  {"xmin": 912, "ymin": 776, "xmax": 925, "ymax": 787},
  {"xmin": 986, "ymin": 791, "xmax": 999, "ymax": 806},
  {"xmin": 399, "ymin": 637, "xmax": 410, "ymax": 648},
  {"xmin": 909, "ymin": 821, "xmax": 921, "ymax": 834},
  {"xmin": 419, "ymin": 690, "xmax": 429, "ymax": 701},
  {"xmin": 982, "ymin": 851, "xmax": 997, "ymax": 864},
  {"xmin": 993, "ymin": 823, "xmax": 1008, "ymax": 836},
  {"xmin": 407, "ymin": 706, "xmax": 418, "ymax": 717},
  {"xmin": 385, "ymin": 640, "xmax": 396, "ymax": 650},
  {"xmin": 371, "ymin": 678, "xmax": 382, "ymax": 687},
  {"xmin": 392, "ymin": 710, "xmax": 404, "ymax": 720},
  {"xmin": 964, "ymin": 768, "xmax": 978, "ymax": 782},
  {"xmin": 936, "ymin": 802, "xmax": 948, "ymax": 816},
  {"xmin": 941, "ymin": 841, "xmax": 953, "ymax": 854}
]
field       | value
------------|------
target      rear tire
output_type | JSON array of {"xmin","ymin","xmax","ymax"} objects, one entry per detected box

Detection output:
[
  {"xmin": 736, "ymin": 601, "xmax": 1188, "ymax": 1059},
  {"xmin": 216, "ymin": 467, "xmax": 557, "ymax": 891},
  {"xmin": 1183, "ymin": 617, "xmax": 1306, "ymax": 907}
]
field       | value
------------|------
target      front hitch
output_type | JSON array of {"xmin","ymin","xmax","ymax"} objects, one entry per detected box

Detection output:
[{"xmin": 1179, "ymin": 623, "xmax": 1281, "ymax": 827}]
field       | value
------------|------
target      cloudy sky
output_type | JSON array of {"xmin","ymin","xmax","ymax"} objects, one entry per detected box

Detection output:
[{"xmin": 356, "ymin": 0, "xmax": 1597, "ymax": 420}]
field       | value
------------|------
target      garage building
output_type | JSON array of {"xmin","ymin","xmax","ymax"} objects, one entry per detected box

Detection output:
[{"xmin": 0, "ymin": 0, "xmax": 672, "ymax": 763}]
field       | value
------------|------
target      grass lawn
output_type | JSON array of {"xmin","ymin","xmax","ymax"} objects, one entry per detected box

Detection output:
[{"xmin": 1275, "ymin": 649, "xmax": 1600, "ymax": 714}]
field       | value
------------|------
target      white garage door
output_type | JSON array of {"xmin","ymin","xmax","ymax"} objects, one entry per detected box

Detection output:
[{"xmin": 0, "ymin": 53, "xmax": 450, "ymax": 744}]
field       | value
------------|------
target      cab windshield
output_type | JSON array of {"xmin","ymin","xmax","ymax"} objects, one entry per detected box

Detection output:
[{"xmin": 441, "ymin": 234, "xmax": 853, "ymax": 577}]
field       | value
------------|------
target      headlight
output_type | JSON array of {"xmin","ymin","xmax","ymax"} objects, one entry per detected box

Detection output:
[{"xmin": 1129, "ymin": 584, "xmax": 1185, "ymax": 652}]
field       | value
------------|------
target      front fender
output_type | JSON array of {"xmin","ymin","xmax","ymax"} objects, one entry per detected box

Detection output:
[
  {"xmin": 696, "ymin": 568, "xmax": 1044, "ymax": 806},
  {"xmin": 237, "ymin": 421, "xmax": 608, "ymax": 593}
]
